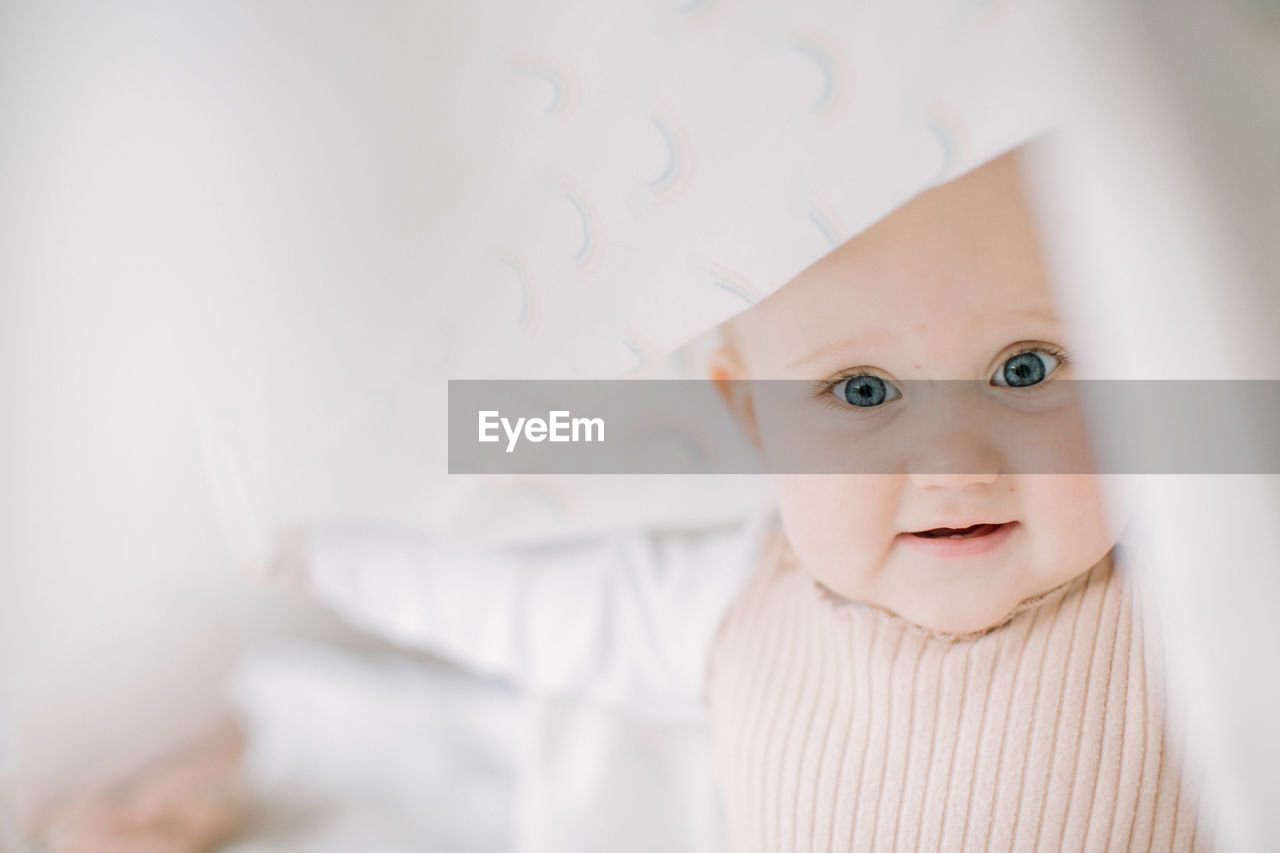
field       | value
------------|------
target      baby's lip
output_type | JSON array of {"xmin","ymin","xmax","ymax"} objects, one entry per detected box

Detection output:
[{"xmin": 903, "ymin": 521, "xmax": 1017, "ymax": 537}]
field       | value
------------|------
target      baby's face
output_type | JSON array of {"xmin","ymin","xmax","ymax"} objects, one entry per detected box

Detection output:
[{"xmin": 710, "ymin": 151, "xmax": 1124, "ymax": 634}]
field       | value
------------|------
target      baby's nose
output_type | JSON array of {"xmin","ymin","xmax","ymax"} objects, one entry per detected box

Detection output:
[
  {"xmin": 903, "ymin": 421, "xmax": 1003, "ymax": 489},
  {"xmin": 901, "ymin": 387, "xmax": 1003, "ymax": 488}
]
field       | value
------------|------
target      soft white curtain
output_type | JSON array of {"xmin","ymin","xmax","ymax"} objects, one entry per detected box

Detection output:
[{"xmin": 1023, "ymin": 2, "xmax": 1280, "ymax": 850}]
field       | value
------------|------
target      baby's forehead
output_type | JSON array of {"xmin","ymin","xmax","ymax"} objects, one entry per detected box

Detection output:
[
  {"xmin": 729, "ymin": 152, "xmax": 1059, "ymax": 343},
  {"xmin": 740, "ymin": 254, "xmax": 1060, "ymax": 338}
]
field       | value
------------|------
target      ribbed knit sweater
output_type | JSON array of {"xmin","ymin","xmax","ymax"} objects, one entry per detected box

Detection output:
[{"xmin": 704, "ymin": 524, "xmax": 1216, "ymax": 852}]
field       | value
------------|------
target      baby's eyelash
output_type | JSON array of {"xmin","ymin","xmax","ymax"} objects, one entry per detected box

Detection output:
[
  {"xmin": 1009, "ymin": 343, "xmax": 1071, "ymax": 368},
  {"xmin": 809, "ymin": 367, "xmax": 881, "ymax": 400}
]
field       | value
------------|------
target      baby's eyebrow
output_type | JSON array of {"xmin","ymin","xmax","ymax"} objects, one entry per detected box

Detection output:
[
  {"xmin": 787, "ymin": 331, "xmax": 892, "ymax": 369},
  {"xmin": 989, "ymin": 307, "xmax": 1062, "ymax": 324},
  {"xmin": 785, "ymin": 308, "xmax": 1062, "ymax": 369}
]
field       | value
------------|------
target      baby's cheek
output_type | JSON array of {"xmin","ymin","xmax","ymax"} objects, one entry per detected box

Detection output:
[
  {"xmin": 1022, "ymin": 475, "xmax": 1116, "ymax": 582},
  {"xmin": 773, "ymin": 475, "xmax": 896, "ymax": 588}
]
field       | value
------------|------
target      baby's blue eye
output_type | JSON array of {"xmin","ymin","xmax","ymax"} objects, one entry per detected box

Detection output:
[
  {"xmin": 993, "ymin": 350, "xmax": 1061, "ymax": 388},
  {"xmin": 832, "ymin": 375, "xmax": 901, "ymax": 408}
]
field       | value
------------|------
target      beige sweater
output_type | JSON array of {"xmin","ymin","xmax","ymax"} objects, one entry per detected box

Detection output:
[{"xmin": 704, "ymin": 524, "xmax": 1216, "ymax": 852}]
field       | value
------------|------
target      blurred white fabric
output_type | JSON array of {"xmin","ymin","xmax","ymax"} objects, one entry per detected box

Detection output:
[
  {"xmin": 299, "ymin": 508, "xmax": 778, "ymax": 715},
  {"xmin": 225, "ymin": 645, "xmax": 733, "ymax": 853},
  {"xmin": 1018, "ymin": 3, "xmax": 1280, "ymax": 850},
  {"xmin": 226, "ymin": 646, "xmax": 517, "ymax": 853}
]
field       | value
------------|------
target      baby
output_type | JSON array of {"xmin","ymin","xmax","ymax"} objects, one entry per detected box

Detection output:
[
  {"xmin": 699, "ymin": 149, "xmax": 1210, "ymax": 851},
  {"xmin": 28, "ymin": 148, "xmax": 1213, "ymax": 852}
]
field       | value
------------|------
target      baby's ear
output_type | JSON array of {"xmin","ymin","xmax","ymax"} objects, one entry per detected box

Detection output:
[{"xmin": 706, "ymin": 342, "xmax": 762, "ymax": 450}]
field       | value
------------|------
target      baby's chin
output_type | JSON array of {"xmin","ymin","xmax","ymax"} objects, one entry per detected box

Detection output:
[
  {"xmin": 891, "ymin": 544, "xmax": 1116, "ymax": 634},
  {"xmin": 887, "ymin": 590, "xmax": 1036, "ymax": 636},
  {"xmin": 804, "ymin": 555, "xmax": 1069, "ymax": 636}
]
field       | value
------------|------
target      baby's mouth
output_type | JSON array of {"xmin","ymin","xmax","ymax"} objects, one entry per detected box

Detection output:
[{"xmin": 909, "ymin": 522, "xmax": 1013, "ymax": 540}]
